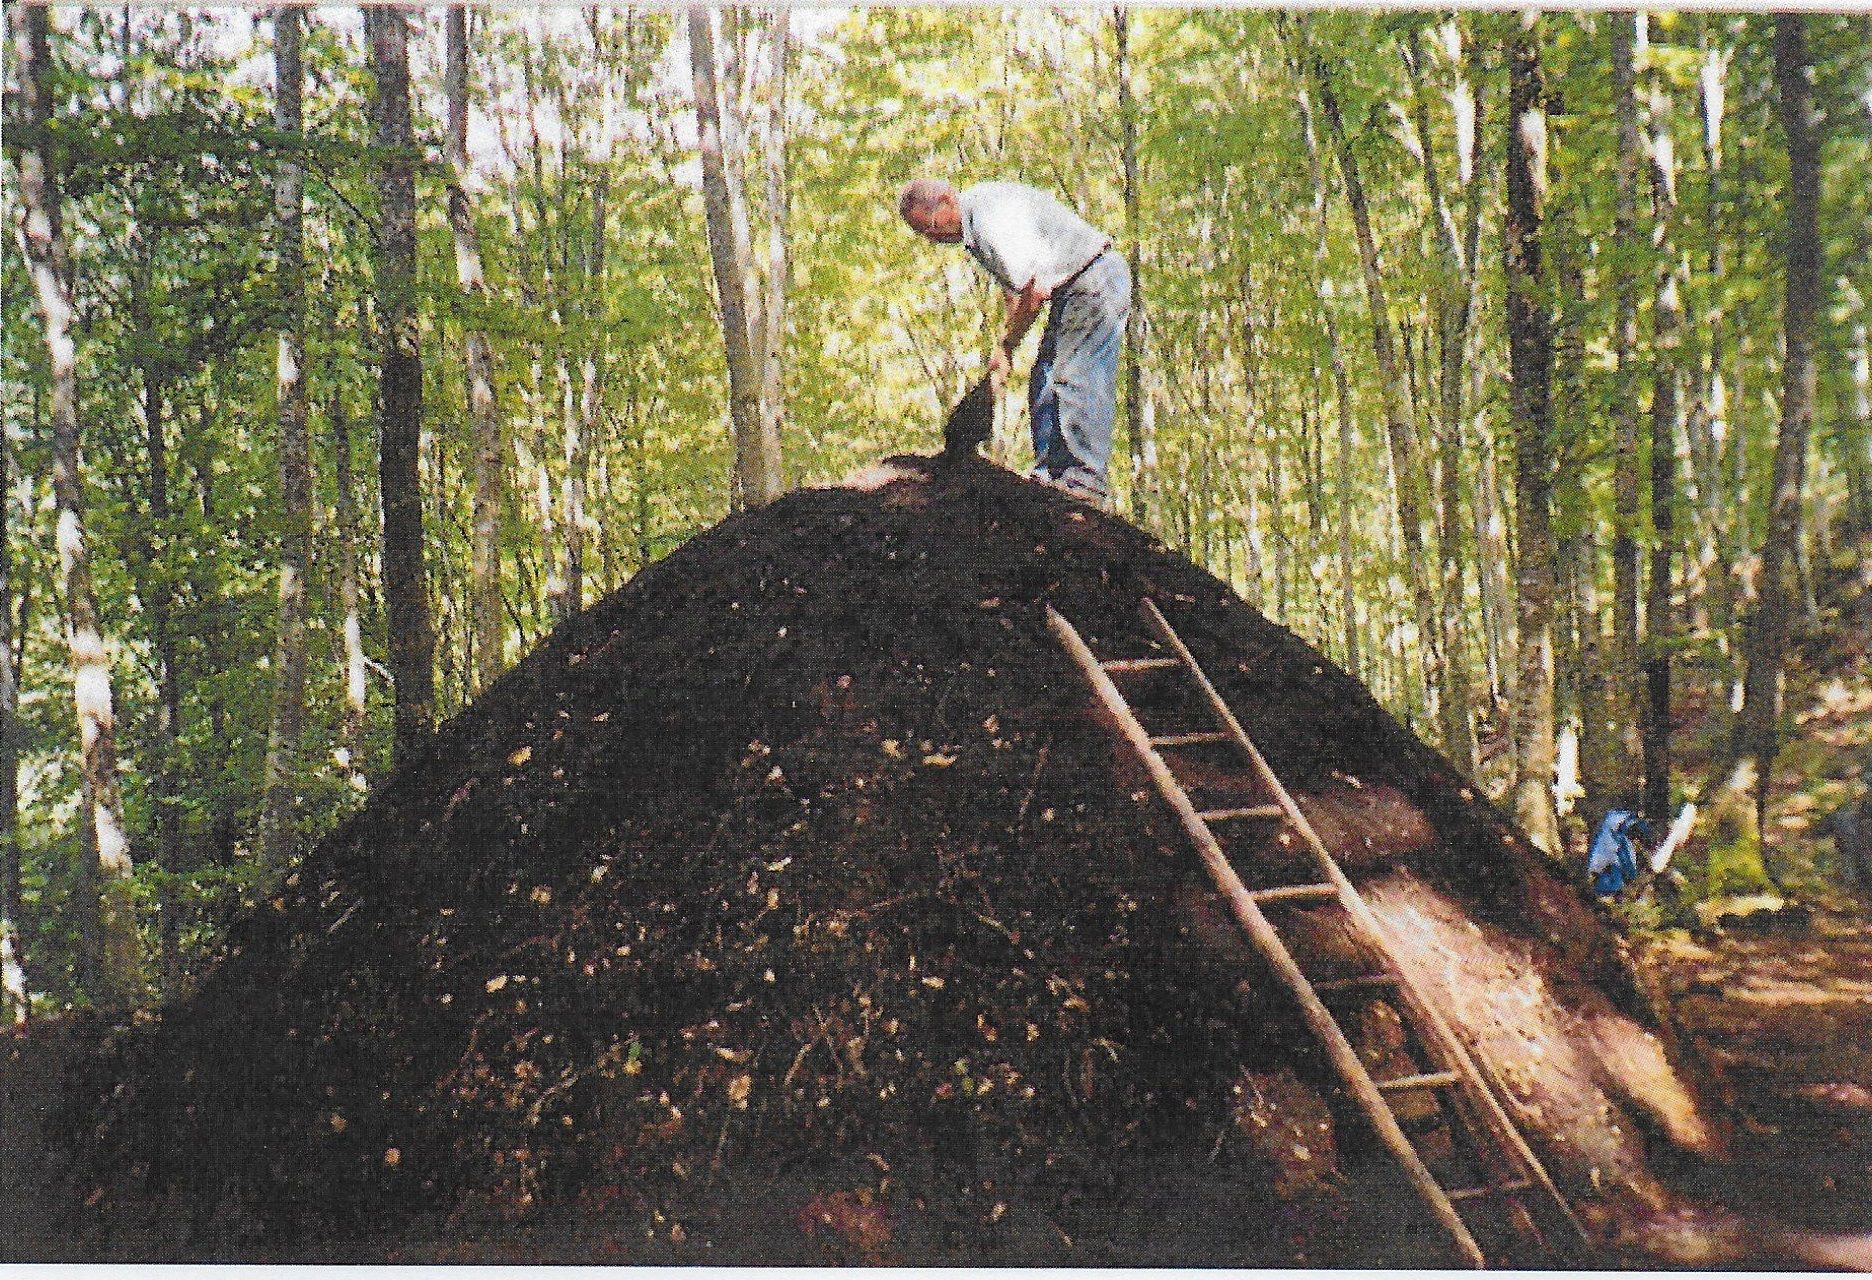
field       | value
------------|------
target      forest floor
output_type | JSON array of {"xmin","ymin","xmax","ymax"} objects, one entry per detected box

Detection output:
[
  {"xmin": 3, "ymin": 465, "xmax": 1868, "ymax": 1266},
  {"xmin": 1629, "ymin": 538, "xmax": 1872, "ymax": 1247}
]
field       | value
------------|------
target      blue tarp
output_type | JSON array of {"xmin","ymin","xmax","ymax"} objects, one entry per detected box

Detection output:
[{"xmin": 1589, "ymin": 809, "xmax": 1649, "ymax": 897}]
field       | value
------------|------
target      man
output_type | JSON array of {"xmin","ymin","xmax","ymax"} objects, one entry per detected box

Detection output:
[{"xmin": 899, "ymin": 177, "xmax": 1129, "ymax": 506}]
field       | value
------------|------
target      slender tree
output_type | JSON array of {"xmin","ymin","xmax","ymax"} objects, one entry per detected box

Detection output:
[
  {"xmin": 1643, "ymin": 20, "xmax": 1685, "ymax": 822},
  {"xmin": 1403, "ymin": 24, "xmax": 1482, "ymax": 779},
  {"xmin": 446, "ymin": 4, "xmax": 505, "ymax": 691},
  {"xmin": 261, "ymin": 5, "xmax": 310, "ymax": 871},
  {"xmin": 759, "ymin": 6, "xmax": 789, "ymax": 493},
  {"xmin": 1551, "ymin": 201, "xmax": 1607, "ymax": 810},
  {"xmin": 1689, "ymin": 29, "xmax": 1735, "ymax": 631},
  {"xmin": 1503, "ymin": 11, "xmax": 1561, "ymax": 854},
  {"xmin": 104, "ymin": 19, "xmax": 191, "ymax": 988},
  {"xmin": 1607, "ymin": 14, "xmax": 1644, "ymax": 802},
  {"xmin": 1286, "ymin": 48, "xmax": 1360, "ymax": 680},
  {"xmin": 10, "ymin": 2, "xmax": 144, "ymax": 1006},
  {"xmin": 367, "ymin": 4, "xmax": 436, "ymax": 759},
  {"xmin": 1310, "ymin": 32, "xmax": 1459, "ymax": 768},
  {"xmin": 332, "ymin": 393, "xmax": 369, "ymax": 792},
  {"xmin": 1847, "ymin": 308, "xmax": 1872, "ymax": 535},
  {"xmin": 689, "ymin": 5, "xmax": 781, "ymax": 509},
  {"xmin": 1688, "ymin": 14, "xmax": 1824, "ymax": 891},
  {"xmin": 1, "ymin": 420, "xmax": 25, "ymax": 1024},
  {"xmin": 129, "ymin": 264, "xmax": 187, "ymax": 988},
  {"xmin": 1116, "ymin": 6, "xmax": 1158, "ymax": 527},
  {"xmin": 1711, "ymin": 14, "xmax": 1824, "ymax": 867},
  {"xmin": 579, "ymin": 11, "xmax": 625, "ymax": 606}
]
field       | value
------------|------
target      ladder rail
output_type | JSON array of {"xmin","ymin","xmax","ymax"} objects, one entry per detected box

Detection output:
[
  {"xmin": 1046, "ymin": 604, "xmax": 1490, "ymax": 1269},
  {"xmin": 1136, "ymin": 598, "xmax": 1588, "ymax": 1252}
]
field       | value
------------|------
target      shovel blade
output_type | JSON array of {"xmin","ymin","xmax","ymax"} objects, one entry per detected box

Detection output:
[{"xmin": 941, "ymin": 376, "xmax": 994, "ymax": 458}]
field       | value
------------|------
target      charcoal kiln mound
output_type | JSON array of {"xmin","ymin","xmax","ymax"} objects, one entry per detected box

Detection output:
[{"xmin": 55, "ymin": 456, "xmax": 1739, "ymax": 1265}]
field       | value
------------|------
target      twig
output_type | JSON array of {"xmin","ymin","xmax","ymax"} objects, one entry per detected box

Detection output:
[
  {"xmin": 780, "ymin": 1040, "xmax": 814, "ymax": 1091},
  {"xmin": 326, "ymin": 898, "xmax": 363, "ymax": 934},
  {"xmin": 1016, "ymin": 740, "xmax": 1053, "ymax": 827}
]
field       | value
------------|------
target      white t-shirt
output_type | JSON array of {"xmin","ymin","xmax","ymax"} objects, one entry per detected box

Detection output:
[{"xmin": 959, "ymin": 182, "xmax": 1109, "ymax": 295}]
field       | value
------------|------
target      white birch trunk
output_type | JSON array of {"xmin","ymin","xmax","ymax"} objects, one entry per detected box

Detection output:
[{"xmin": 10, "ymin": 3, "xmax": 144, "ymax": 1005}]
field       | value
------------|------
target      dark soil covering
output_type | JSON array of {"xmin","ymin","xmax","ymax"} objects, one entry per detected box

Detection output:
[{"xmin": 41, "ymin": 457, "xmax": 1687, "ymax": 1264}]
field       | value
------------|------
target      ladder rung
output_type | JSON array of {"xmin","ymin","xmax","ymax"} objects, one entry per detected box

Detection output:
[
  {"xmin": 1314, "ymin": 972, "xmax": 1400, "ymax": 993},
  {"xmin": 1197, "ymin": 804, "xmax": 1284, "ymax": 822},
  {"xmin": 1149, "ymin": 731, "xmax": 1231, "ymax": 747},
  {"xmin": 1249, "ymin": 883, "xmax": 1338, "ymax": 905},
  {"xmin": 1376, "ymin": 1070, "xmax": 1461, "ymax": 1093},
  {"xmin": 1100, "ymin": 656, "xmax": 1181, "ymax": 673},
  {"xmin": 1447, "ymin": 1178, "xmax": 1533, "ymax": 1203}
]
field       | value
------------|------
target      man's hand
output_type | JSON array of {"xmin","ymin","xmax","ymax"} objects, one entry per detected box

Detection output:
[{"xmin": 991, "ymin": 278, "xmax": 1047, "ymax": 391}]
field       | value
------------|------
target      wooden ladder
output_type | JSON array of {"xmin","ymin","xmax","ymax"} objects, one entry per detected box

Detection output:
[{"xmin": 1047, "ymin": 597, "xmax": 1587, "ymax": 1268}]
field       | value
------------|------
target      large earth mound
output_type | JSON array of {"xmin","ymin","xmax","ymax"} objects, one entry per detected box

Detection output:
[{"xmin": 53, "ymin": 456, "xmax": 1731, "ymax": 1265}]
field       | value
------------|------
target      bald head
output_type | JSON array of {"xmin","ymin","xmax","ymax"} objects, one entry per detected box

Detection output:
[{"xmin": 899, "ymin": 177, "xmax": 962, "ymax": 243}]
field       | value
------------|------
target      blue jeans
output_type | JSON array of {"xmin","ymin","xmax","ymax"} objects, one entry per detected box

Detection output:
[{"xmin": 1029, "ymin": 251, "xmax": 1129, "ymax": 500}]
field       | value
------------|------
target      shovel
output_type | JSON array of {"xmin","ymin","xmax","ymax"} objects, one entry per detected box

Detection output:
[{"xmin": 940, "ymin": 374, "xmax": 995, "ymax": 460}]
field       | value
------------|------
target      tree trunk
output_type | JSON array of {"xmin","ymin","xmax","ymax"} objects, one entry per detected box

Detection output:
[
  {"xmin": 1608, "ymin": 14, "xmax": 1644, "ymax": 800},
  {"xmin": 689, "ymin": 5, "xmax": 780, "ymax": 510},
  {"xmin": 1644, "ymin": 29, "xmax": 1685, "ymax": 822},
  {"xmin": 1, "ymin": 416, "xmax": 26, "ymax": 1024},
  {"xmin": 138, "ymin": 367, "xmax": 191, "ymax": 996},
  {"xmin": 1688, "ymin": 31, "xmax": 1733, "ymax": 633},
  {"xmin": 1699, "ymin": 16, "xmax": 1823, "ymax": 890},
  {"xmin": 1288, "ymin": 54, "xmax": 1359, "ymax": 679},
  {"xmin": 577, "ymin": 67, "xmax": 614, "ymax": 608},
  {"xmin": 10, "ymin": 3, "xmax": 143, "ymax": 1007},
  {"xmin": 1560, "ymin": 527, "xmax": 1607, "ymax": 820},
  {"xmin": 1240, "ymin": 268, "xmax": 1266, "ymax": 608},
  {"xmin": 1844, "ymin": 313, "xmax": 1872, "ymax": 536},
  {"xmin": 1404, "ymin": 25, "xmax": 1481, "ymax": 779},
  {"xmin": 503, "ymin": 26, "xmax": 556, "ymax": 636},
  {"xmin": 262, "ymin": 4, "xmax": 311, "ymax": 873},
  {"xmin": 112, "ymin": 31, "xmax": 184, "ymax": 986},
  {"xmin": 552, "ymin": 351, "xmax": 579, "ymax": 623},
  {"xmin": 332, "ymin": 394, "xmax": 368, "ymax": 792},
  {"xmin": 1550, "ymin": 204, "xmax": 1600, "ymax": 814},
  {"xmin": 446, "ymin": 5, "xmax": 505, "ymax": 692},
  {"xmin": 367, "ymin": 4, "xmax": 435, "ymax": 761},
  {"xmin": 1473, "ymin": 369, "xmax": 1515, "ymax": 711},
  {"xmin": 1116, "ymin": 6, "xmax": 1158, "ymax": 528},
  {"xmin": 1710, "ymin": 15, "xmax": 1824, "ymax": 872},
  {"xmin": 759, "ymin": 6, "xmax": 789, "ymax": 496},
  {"xmin": 1503, "ymin": 12, "xmax": 1561, "ymax": 855},
  {"xmin": 1309, "ymin": 36, "xmax": 1453, "ymax": 765}
]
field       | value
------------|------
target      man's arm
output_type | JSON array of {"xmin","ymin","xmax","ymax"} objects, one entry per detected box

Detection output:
[{"xmin": 989, "ymin": 278, "xmax": 1049, "ymax": 385}]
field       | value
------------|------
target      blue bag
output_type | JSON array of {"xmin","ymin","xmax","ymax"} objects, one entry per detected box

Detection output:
[{"xmin": 1588, "ymin": 809, "xmax": 1648, "ymax": 897}]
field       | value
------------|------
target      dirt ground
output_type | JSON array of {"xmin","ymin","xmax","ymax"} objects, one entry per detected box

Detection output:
[
  {"xmin": 1598, "ymin": 920, "xmax": 1871, "ymax": 1272},
  {"xmin": 1621, "ymin": 537, "xmax": 1872, "ymax": 1260}
]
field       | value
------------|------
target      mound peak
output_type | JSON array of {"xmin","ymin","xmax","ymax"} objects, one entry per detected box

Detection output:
[{"xmin": 71, "ymin": 456, "xmax": 1720, "ymax": 1265}]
